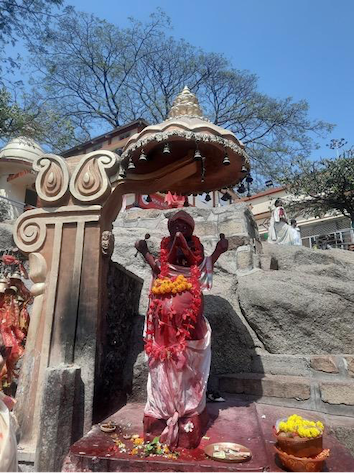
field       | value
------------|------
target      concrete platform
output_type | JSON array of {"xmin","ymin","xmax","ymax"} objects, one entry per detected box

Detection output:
[{"xmin": 63, "ymin": 397, "xmax": 354, "ymax": 472}]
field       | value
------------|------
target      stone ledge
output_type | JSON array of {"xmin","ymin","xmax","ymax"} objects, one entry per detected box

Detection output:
[
  {"xmin": 311, "ymin": 356, "xmax": 339, "ymax": 373},
  {"xmin": 218, "ymin": 373, "xmax": 311, "ymax": 400},
  {"xmin": 320, "ymin": 381, "xmax": 354, "ymax": 406},
  {"xmin": 251, "ymin": 354, "xmax": 311, "ymax": 377}
]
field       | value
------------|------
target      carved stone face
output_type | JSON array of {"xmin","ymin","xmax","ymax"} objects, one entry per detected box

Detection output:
[
  {"xmin": 169, "ymin": 219, "xmax": 193, "ymax": 239},
  {"xmin": 101, "ymin": 230, "xmax": 114, "ymax": 256}
]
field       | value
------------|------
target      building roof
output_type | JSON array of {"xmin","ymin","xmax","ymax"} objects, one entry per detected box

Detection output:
[
  {"xmin": 0, "ymin": 137, "xmax": 44, "ymax": 164},
  {"xmin": 61, "ymin": 119, "xmax": 149, "ymax": 157},
  {"xmin": 240, "ymin": 186, "xmax": 286, "ymax": 202}
]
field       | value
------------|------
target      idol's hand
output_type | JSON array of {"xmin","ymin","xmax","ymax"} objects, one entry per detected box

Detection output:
[
  {"xmin": 135, "ymin": 239, "xmax": 148, "ymax": 255},
  {"xmin": 216, "ymin": 233, "xmax": 229, "ymax": 253},
  {"xmin": 175, "ymin": 232, "xmax": 189, "ymax": 251}
]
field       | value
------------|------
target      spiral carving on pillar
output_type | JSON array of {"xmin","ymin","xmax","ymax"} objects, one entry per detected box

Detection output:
[
  {"xmin": 69, "ymin": 150, "xmax": 119, "ymax": 203},
  {"xmin": 33, "ymin": 154, "xmax": 70, "ymax": 205},
  {"xmin": 14, "ymin": 210, "xmax": 47, "ymax": 254}
]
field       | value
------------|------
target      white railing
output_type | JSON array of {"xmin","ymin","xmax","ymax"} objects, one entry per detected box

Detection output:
[{"xmin": 302, "ymin": 228, "xmax": 354, "ymax": 250}]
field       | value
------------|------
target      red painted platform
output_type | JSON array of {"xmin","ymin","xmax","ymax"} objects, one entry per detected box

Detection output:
[{"xmin": 63, "ymin": 397, "xmax": 354, "ymax": 472}]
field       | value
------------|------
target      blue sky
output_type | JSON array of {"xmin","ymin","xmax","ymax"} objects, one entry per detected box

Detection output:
[
  {"xmin": 69, "ymin": 0, "xmax": 354, "ymax": 160},
  {"xmin": 13, "ymin": 0, "xmax": 353, "ymax": 159}
]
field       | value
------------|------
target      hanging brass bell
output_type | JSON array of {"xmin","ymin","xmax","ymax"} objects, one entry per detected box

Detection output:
[
  {"xmin": 139, "ymin": 150, "xmax": 148, "ymax": 162},
  {"xmin": 223, "ymin": 154, "xmax": 231, "ymax": 166},
  {"xmin": 194, "ymin": 149, "xmax": 202, "ymax": 161},
  {"xmin": 163, "ymin": 143, "xmax": 170, "ymax": 154},
  {"xmin": 127, "ymin": 158, "xmax": 136, "ymax": 170}
]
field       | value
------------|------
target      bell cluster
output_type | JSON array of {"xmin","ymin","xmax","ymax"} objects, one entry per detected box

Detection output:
[{"xmin": 120, "ymin": 141, "xmax": 253, "ymax": 199}]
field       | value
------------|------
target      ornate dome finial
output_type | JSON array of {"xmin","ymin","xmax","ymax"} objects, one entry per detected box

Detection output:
[{"xmin": 168, "ymin": 86, "xmax": 204, "ymax": 119}]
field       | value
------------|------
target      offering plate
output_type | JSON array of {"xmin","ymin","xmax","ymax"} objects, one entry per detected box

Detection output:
[{"xmin": 204, "ymin": 442, "xmax": 252, "ymax": 463}]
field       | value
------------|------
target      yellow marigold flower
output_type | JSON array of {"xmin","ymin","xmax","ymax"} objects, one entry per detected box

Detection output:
[
  {"xmin": 131, "ymin": 447, "xmax": 139, "ymax": 455},
  {"xmin": 316, "ymin": 421, "xmax": 324, "ymax": 430},
  {"xmin": 133, "ymin": 437, "xmax": 144, "ymax": 445},
  {"xmin": 297, "ymin": 426, "xmax": 305, "ymax": 436}
]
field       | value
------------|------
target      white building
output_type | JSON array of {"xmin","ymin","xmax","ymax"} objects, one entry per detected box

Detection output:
[{"xmin": 0, "ymin": 137, "xmax": 41, "ymax": 220}]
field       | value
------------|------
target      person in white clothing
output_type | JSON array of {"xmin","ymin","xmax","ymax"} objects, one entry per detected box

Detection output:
[
  {"xmin": 268, "ymin": 199, "xmax": 294, "ymax": 245},
  {"xmin": 290, "ymin": 219, "xmax": 302, "ymax": 246}
]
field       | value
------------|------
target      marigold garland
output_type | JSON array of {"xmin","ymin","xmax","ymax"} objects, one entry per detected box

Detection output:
[
  {"xmin": 151, "ymin": 275, "xmax": 192, "ymax": 295},
  {"xmin": 144, "ymin": 235, "xmax": 204, "ymax": 362}
]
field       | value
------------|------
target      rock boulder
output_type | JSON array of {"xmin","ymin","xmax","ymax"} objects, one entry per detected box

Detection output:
[{"xmin": 238, "ymin": 243, "xmax": 354, "ymax": 354}]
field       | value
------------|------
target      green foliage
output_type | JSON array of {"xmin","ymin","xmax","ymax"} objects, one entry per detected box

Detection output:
[
  {"xmin": 0, "ymin": 86, "xmax": 77, "ymax": 150},
  {"xmin": 0, "ymin": 87, "xmax": 33, "ymax": 139},
  {"xmin": 27, "ymin": 9, "xmax": 333, "ymax": 175},
  {"xmin": 280, "ymin": 148, "xmax": 354, "ymax": 224},
  {"xmin": 0, "ymin": 0, "xmax": 77, "ymax": 150},
  {"xmin": 0, "ymin": 0, "xmax": 65, "ymax": 75}
]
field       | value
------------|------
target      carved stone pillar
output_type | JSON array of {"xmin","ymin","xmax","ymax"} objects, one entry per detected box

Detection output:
[{"xmin": 13, "ymin": 151, "xmax": 119, "ymax": 462}]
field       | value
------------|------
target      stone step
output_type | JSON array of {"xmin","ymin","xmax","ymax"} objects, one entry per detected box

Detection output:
[
  {"xmin": 250, "ymin": 353, "xmax": 353, "ymax": 378},
  {"xmin": 217, "ymin": 373, "xmax": 354, "ymax": 417},
  {"xmin": 218, "ymin": 373, "xmax": 311, "ymax": 401}
]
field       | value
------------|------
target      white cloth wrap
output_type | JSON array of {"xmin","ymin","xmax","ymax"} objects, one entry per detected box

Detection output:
[{"xmin": 0, "ymin": 393, "xmax": 17, "ymax": 472}]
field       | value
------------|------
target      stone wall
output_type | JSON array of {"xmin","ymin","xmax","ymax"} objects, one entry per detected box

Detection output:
[
  {"xmin": 219, "ymin": 353, "xmax": 354, "ymax": 417},
  {"xmin": 93, "ymin": 261, "xmax": 143, "ymax": 421}
]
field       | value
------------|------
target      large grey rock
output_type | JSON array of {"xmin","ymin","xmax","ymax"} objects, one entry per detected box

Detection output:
[{"xmin": 238, "ymin": 243, "xmax": 354, "ymax": 354}]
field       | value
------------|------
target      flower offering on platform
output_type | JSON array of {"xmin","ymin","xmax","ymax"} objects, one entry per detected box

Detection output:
[
  {"xmin": 277, "ymin": 414, "xmax": 324, "ymax": 439},
  {"xmin": 274, "ymin": 414, "xmax": 329, "ymax": 471}
]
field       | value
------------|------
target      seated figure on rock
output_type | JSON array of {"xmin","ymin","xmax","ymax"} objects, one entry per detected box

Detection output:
[
  {"xmin": 135, "ymin": 210, "xmax": 228, "ymax": 448},
  {"xmin": 268, "ymin": 199, "xmax": 294, "ymax": 245}
]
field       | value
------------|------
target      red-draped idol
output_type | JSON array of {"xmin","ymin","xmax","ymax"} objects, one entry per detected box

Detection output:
[{"xmin": 135, "ymin": 210, "xmax": 228, "ymax": 449}]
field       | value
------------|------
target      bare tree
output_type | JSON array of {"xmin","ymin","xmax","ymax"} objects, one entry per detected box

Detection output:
[{"xmin": 28, "ymin": 9, "xmax": 334, "ymax": 179}]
